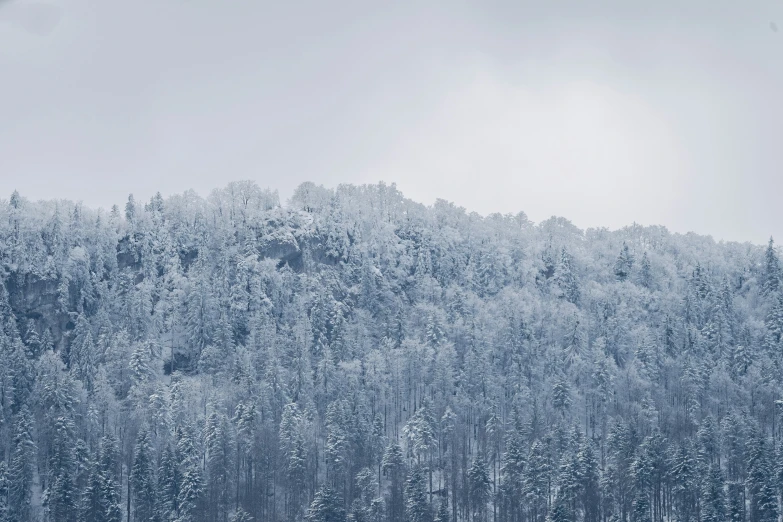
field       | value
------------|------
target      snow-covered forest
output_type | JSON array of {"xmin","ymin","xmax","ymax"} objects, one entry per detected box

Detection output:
[{"xmin": 1, "ymin": 180, "xmax": 782, "ymax": 522}]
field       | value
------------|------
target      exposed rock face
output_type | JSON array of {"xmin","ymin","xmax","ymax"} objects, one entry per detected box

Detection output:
[
  {"xmin": 5, "ymin": 272, "xmax": 71, "ymax": 349},
  {"xmin": 6, "ymin": 273, "xmax": 59, "ymax": 320},
  {"xmin": 258, "ymin": 229, "xmax": 301, "ymax": 266},
  {"xmin": 116, "ymin": 235, "xmax": 141, "ymax": 271}
]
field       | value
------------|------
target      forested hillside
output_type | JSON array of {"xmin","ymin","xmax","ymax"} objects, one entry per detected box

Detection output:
[{"xmin": 1, "ymin": 181, "xmax": 781, "ymax": 522}]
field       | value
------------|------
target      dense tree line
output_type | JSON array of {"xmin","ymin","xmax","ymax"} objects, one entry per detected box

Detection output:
[{"xmin": 1, "ymin": 181, "xmax": 782, "ymax": 521}]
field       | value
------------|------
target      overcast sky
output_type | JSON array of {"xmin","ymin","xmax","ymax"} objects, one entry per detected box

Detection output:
[{"xmin": 1, "ymin": 0, "xmax": 782, "ymax": 244}]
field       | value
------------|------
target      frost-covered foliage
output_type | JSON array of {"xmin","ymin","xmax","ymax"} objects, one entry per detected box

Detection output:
[{"xmin": 0, "ymin": 180, "xmax": 781, "ymax": 522}]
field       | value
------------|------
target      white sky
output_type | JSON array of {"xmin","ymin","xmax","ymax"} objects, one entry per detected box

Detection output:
[{"xmin": 1, "ymin": 0, "xmax": 782, "ymax": 244}]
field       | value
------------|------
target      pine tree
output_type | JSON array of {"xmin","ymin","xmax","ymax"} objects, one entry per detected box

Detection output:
[
  {"xmin": 746, "ymin": 427, "xmax": 778, "ymax": 522},
  {"xmin": 670, "ymin": 443, "xmax": 698, "ymax": 522},
  {"xmin": 158, "ymin": 444, "xmax": 181, "ymax": 522},
  {"xmin": 697, "ymin": 416, "xmax": 720, "ymax": 468},
  {"xmin": 763, "ymin": 237, "xmax": 781, "ymax": 296},
  {"xmin": 498, "ymin": 428, "xmax": 526, "ymax": 522},
  {"xmin": 99, "ymin": 435, "xmax": 123, "ymax": 522},
  {"xmin": 125, "ymin": 193, "xmax": 137, "ymax": 224},
  {"xmin": 727, "ymin": 481, "xmax": 744, "ymax": 522},
  {"xmin": 552, "ymin": 378, "xmax": 572, "ymax": 416},
  {"xmin": 554, "ymin": 248, "xmax": 580, "ymax": 304},
  {"xmin": 23, "ymin": 318, "xmax": 42, "ymax": 359},
  {"xmin": 614, "ymin": 242, "xmax": 634, "ymax": 281},
  {"xmin": 82, "ymin": 457, "xmax": 106, "ymax": 522},
  {"xmin": 44, "ymin": 415, "xmax": 79, "ymax": 522},
  {"xmin": 403, "ymin": 400, "xmax": 436, "ymax": 464},
  {"xmin": 631, "ymin": 488, "xmax": 651, "ymax": 522},
  {"xmin": 382, "ymin": 442, "xmax": 406, "ymax": 522},
  {"xmin": 434, "ymin": 499, "xmax": 450, "ymax": 522},
  {"xmin": 280, "ymin": 402, "xmax": 309, "ymax": 520},
  {"xmin": 546, "ymin": 493, "xmax": 572, "ymax": 522},
  {"xmin": 306, "ymin": 484, "xmax": 346, "ymax": 522},
  {"xmin": 700, "ymin": 463, "xmax": 726, "ymax": 522},
  {"xmin": 6, "ymin": 340, "xmax": 34, "ymax": 415},
  {"xmin": 578, "ymin": 439, "xmax": 600, "ymax": 522},
  {"xmin": 557, "ymin": 443, "xmax": 582, "ymax": 520},
  {"xmin": 7, "ymin": 406, "xmax": 36, "ymax": 522},
  {"xmin": 639, "ymin": 252, "xmax": 652, "ymax": 289},
  {"xmin": 325, "ymin": 400, "xmax": 350, "ymax": 485},
  {"xmin": 177, "ymin": 463, "xmax": 204, "ymax": 522},
  {"xmin": 763, "ymin": 293, "xmax": 783, "ymax": 352},
  {"xmin": 406, "ymin": 465, "xmax": 433, "ymax": 522},
  {"xmin": 131, "ymin": 427, "xmax": 158, "ymax": 522},
  {"xmin": 352, "ymin": 467, "xmax": 382, "ymax": 522},
  {"xmin": 205, "ymin": 410, "xmax": 233, "ymax": 522},
  {"xmin": 0, "ymin": 462, "xmax": 8, "ymax": 522},
  {"xmin": 524, "ymin": 440, "xmax": 551, "ymax": 522},
  {"xmin": 721, "ymin": 413, "xmax": 746, "ymax": 483},
  {"xmin": 177, "ymin": 425, "xmax": 204, "ymax": 522},
  {"xmin": 468, "ymin": 454, "xmax": 491, "ymax": 522},
  {"xmin": 69, "ymin": 314, "xmax": 97, "ymax": 390}
]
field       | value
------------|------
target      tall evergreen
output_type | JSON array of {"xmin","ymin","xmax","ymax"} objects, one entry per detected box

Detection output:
[
  {"xmin": 7, "ymin": 407, "xmax": 36, "ymax": 521},
  {"xmin": 406, "ymin": 465, "xmax": 433, "ymax": 522},
  {"xmin": 746, "ymin": 427, "xmax": 778, "ymax": 522},
  {"xmin": 614, "ymin": 242, "xmax": 634, "ymax": 281},
  {"xmin": 306, "ymin": 484, "xmax": 346, "ymax": 522},
  {"xmin": 554, "ymin": 248, "xmax": 580, "ymax": 304},
  {"xmin": 131, "ymin": 427, "xmax": 158, "ymax": 522},
  {"xmin": 158, "ymin": 444, "xmax": 181, "ymax": 521},
  {"xmin": 434, "ymin": 499, "xmax": 450, "ymax": 522},
  {"xmin": 44, "ymin": 415, "xmax": 78, "ymax": 522},
  {"xmin": 382, "ymin": 443, "xmax": 406, "ymax": 522},
  {"xmin": 177, "ymin": 424, "xmax": 204, "ymax": 522},
  {"xmin": 700, "ymin": 463, "xmax": 727, "ymax": 522},
  {"xmin": 763, "ymin": 237, "xmax": 781, "ymax": 296},
  {"xmin": 205, "ymin": 410, "xmax": 233, "ymax": 522},
  {"xmin": 467, "ymin": 454, "xmax": 491, "ymax": 522},
  {"xmin": 0, "ymin": 462, "xmax": 8, "ymax": 522},
  {"xmin": 639, "ymin": 252, "xmax": 652, "ymax": 289}
]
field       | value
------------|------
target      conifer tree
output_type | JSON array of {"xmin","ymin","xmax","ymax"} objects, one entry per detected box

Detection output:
[
  {"xmin": 434, "ymin": 499, "xmax": 450, "ymax": 522},
  {"xmin": 468, "ymin": 454, "xmax": 491, "ymax": 522},
  {"xmin": 670, "ymin": 443, "xmax": 698, "ymax": 522},
  {"xmin": 382, "ymin": 442, "xmax": 406, "ymax": 522},
  {"xmin": 614, "ymin": 242, "xmax": 634, "ymax": 281},
  {"xmin": 45, "ymin": 415, "xmax": 79, "ymax": 522},
  {"xmin": 131, "ymin": 427, "xmax": 158, "ymax": 522},
  {"xmin": 746, "ymin": 428, "xmax": 778, "ymax": 522},
  {"xmin": 306, "ymin": 484, "xmax": 346, "ymax": 522},
  {"xmin": 176, "ymin": 424, "xmax": 204, "ymax": 522},
  {"xmin": 24, "ymin": 319, "xmax": 42, "ymax": 359},
  {"xmin": 403, "ymin": 399, "xmax": 436, "ymax": 465},
  {"xmin": 99, "ymin": 435, "xmax": 123, "ymax": 522},
  {"xmin": 639, "ymin": 252, "xmax": 652, "ymax": 289},
  {"xmin": 727, "ymin": 481, "xmax": 744, "ymax": 522},
  {"xmin": 554, "ymin": 248, "xmax": 580, "ymax": 304},
  {"xmin": 406, "ymin": 465, "xmax": 433, "ymax": 522},
  {"xmin": 578, "ymin": 439, "xmax": 601, "ymax": 522},
  {"xmin": 700, "ymin": 463, "xmax": 727, "ymax": 522},
  {"xmin": 205, "ymin": 410, "xmax": 234, "ymax": 522},
  {"xmin": 7, "ymin": 406, "xmax": 35, "ymax": 522},
  {"xmin": 0, "ymin": 462, "xmax": 8, "ymax": 522},
  {"xmin": 763, "ymin": 237, "xmax": 781, "ymax": 296},
  {"xmin": 524, "ymin": 440, "xmax": 551, "ymax": 522},
  {"xmin": 158, "ymin": 444, "xmax": 181, "ymax": 521}
]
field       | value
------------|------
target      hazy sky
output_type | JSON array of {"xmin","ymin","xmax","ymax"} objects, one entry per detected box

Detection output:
[{"xmin": 1, "ymin": 0, "xmax": 782, "ymax": 244}]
